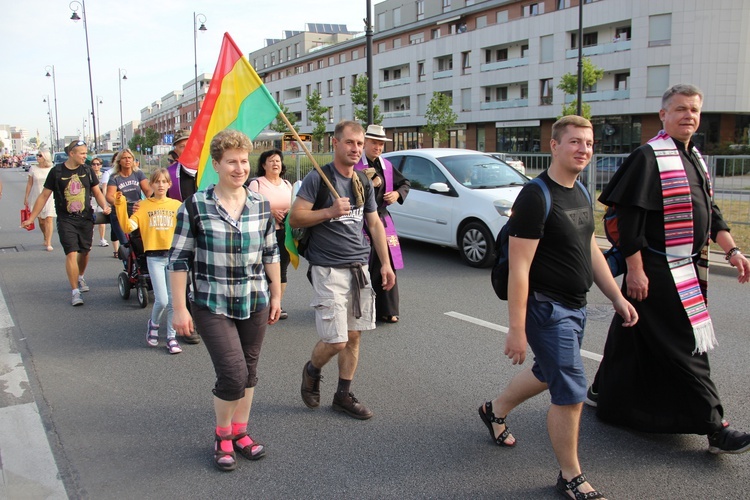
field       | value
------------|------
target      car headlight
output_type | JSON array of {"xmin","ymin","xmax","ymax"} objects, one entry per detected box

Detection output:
[{"xmin": 493, "ymin": 200, "xmax": 513, "ymax": 217}]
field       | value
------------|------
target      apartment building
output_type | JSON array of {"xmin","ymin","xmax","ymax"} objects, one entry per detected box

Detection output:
[
  {"xmin": 139, "ymin": 73, "xmax": 212, "ymax": 142},
  {"xmin": 250, "ymin": 0, "xmax": 750, "ymax": 153}
]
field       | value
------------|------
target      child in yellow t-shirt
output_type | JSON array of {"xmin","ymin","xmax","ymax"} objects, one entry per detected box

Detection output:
[{"xmin": 115, "ymin": 168, "xmax": 183, "ymax": 353}]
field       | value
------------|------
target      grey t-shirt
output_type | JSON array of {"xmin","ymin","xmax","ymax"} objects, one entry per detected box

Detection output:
[{"xmin": 296, "ymin": 164, "xmax": 377, "ymax": 266}]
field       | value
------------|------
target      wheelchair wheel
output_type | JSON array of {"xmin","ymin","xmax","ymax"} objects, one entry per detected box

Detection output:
[
  {"xmin": 118, "ymin": 272, "xmax": 131, "ymax": 299},
  {"xmin": 137, "ymin": 284, "xmax": 149, "ymax": 308}
]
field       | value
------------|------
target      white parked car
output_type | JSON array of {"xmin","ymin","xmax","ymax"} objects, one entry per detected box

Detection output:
[{"xmin": 382, "ymin": 148, "xmax": 528, "ymax": 267}]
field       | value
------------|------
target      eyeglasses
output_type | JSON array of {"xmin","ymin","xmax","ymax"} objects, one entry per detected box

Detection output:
[{"xmin": 91, "ymin": 162, "xmax": 102, "ymax": 165}]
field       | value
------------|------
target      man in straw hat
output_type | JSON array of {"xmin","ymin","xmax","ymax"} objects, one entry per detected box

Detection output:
[{"xmin": 354, "ymin": 124, "xmax": 409, "ymax": 323}]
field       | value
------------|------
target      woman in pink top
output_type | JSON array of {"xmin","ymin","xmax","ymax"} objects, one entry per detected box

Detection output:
[{"xmin": 248, "ymin": 149, "xmax": 293, "ymax": 319}]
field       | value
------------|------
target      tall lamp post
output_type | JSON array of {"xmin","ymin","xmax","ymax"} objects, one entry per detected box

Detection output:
[
  {"xmin": 576, "ymin": 0, "xmax": 584, "ymax": 117},
  {"xmin": 118, "ymin": 69, "xmax": 127, "ymax": 148},
  {"xmin": 43, "ymin": 96, "xmax": 55, "ymax": 152},
  {"xmin": 96, "ymin": 96, "xmax": 103, "ymax": 150},
  {"xmin": 193, "ymin": 12, "xmax": 207, "ymax": 128},
  {"xmin": 44, "ymin": 65, "xmax": 60, "ymax": 152},
  {"xmin": 364, "ymin": 0, "xmax": 373, "ymax": 125},
  {"xmin": 69, "ymin": 1, "xmax": 98, "ymax": 152}
]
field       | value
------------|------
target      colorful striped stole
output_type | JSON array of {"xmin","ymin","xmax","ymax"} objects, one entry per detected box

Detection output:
[{"xmin": 648, "ymin": 131, "xmax": 716, "ymax": 354}]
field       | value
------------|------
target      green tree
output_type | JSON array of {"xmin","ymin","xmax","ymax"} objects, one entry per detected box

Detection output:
[
  {"xmin": 270, "ymin": 102, "xmax": 299, "ymax": 133},
  {"xmin": 350, "ymin": 75, "xmax": 383, "ymax": 125},
  {"xmin": 306, "ymin": 90, "xmax": 328, "ymax": 151},
  {"xmin": 557, "ymin": 57, "xmax": 604, "ymax": 119},
  {"xmin": 128, "ymin": 128, "xmax": 161, "ymax": 153},
  {"xmin": 423, "ymin": 92, "xmax": 458, "ymax": 146}
]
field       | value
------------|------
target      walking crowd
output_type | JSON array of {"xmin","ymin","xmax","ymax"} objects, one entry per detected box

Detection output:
[{"xmin": 12, "ymin": 83, "xmax": 750, "ymax": 497}]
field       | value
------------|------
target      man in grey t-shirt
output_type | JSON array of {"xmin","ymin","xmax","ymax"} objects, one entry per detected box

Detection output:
[{"xmin": 289, "ymin": 120, "xmax": 395, "ymax": 420}]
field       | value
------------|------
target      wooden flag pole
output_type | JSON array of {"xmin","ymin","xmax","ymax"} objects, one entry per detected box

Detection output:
[{"xmin": 277, "ymin": 111, "xmax": 339, "ymax": 199}]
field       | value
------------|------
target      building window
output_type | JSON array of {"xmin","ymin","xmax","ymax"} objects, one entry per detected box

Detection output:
[
  {"xmin": 431, "ymin": 28, "xmax": 441, "ymax": 40},
  {"xmin": 540, "ymin": 79, "xmax": 553, "ymax": 105},
  {"xmin": 378, "ymin": 42, "xmax": 387, "ymax": 53},
  {"xmin": 340, "ymin": 77, "xmax": 346, "ymax": 95},
  {"xmin": 328, "ymin": 56, "xmax": 335, "ymax": 66},
  {"xmin": 436, "ymin": 56, "xmax": 453, "ymax": 72},
  {"xmin": 316, "ymin": 82, "xmax": 321, "ymax": 94},
  {"xmin": 340, "ymin": 53, "xmax": 347, "ymax": 63},
  {"xmin": 394, "ymin": 7, "xmax": 401, "ymax": 26},
  {"xmin": 614, "ymin": 26, "xmax": 631, "ymax": 41},
  {"xmin": 417, "ymin": 0, "xmax": 425, "ymax": 21},
  {"xmin": 497, "ymin": 126, "xmax": 541, "ymax": 153},
  {"xmin": 461, "ymin": 88, "xmax": 471, "ymax": 111},
  {"xmin": 306, "ymin": 84, "xmax": 311, "ymax": 97},
  {"xmin": 496, "ymin": 87, "xmax": 508, "ymax": 101},
  {"xmin": 614, "ymin": 73, "xmax": 629, "ymax": 91},
  {"xmin": 352, "ymin": 50, "xmax": 359, "ymax": 60},
  {"xmin": 647, "ymin": 65, "xmax": 670, "ymax": 97},
  {"xmin": 443, "ymin": 0, "xmax": 451, "ymax": 13},
  {"xmin": 295, "ymin": 65, "xmax": 303, "ymax": 74},
  {"xmin": 557, "ymin": 0, "xmax": 567, "ymax": 10},
  {"xmin": 307, "ymin": 62, "xmax": 313, "ymax": 72},
  {"xmin": 393, "ymin": 38, "xmax": 402, "ymax": 49},
  {"xmin": 327, "ymin": 80, "xmax": 333, "ymax": 97},
  {"xmin": 378, "ymin": 12, "xmax": 386, "ymax": 31},
  {"xmin": 461, "ymin": 51, "xmax": 471, "ymax": 74},
  {"xmin": 649, "ymin": 14, "xmax": 672, "ymax": 46},
  {"xmin": 540, "ymin": 35, "xmax": 553, "ymax": 63},
  {"xmin": 476, "ymin": 16, "xmax": 487, "ymax": 29},
  {"xmin": 417, "ymin": 61, "xmax": 425, "ymax": 82},
  {"xmin": 295, "ymin": 43, "xmax": 300, "ymax": 58},
  {"xmin": 328, "ymin": 107, "xmax": 334, "ymax": 123},
  {"xmin": 410, "ymin": 33, "xmax": 424, "ymax": 44},
  {"xmin": 583, "ymin": 32, "xmax": 598, "ymax": 47},
  {"xmin": 497, "ymin": 11, "xmax": 508, "ymax": 23},
  {"xmin": 383, "ymin": 69, "xmax": 390, "ymax": 81},
  {"xmin": 520, "ymin": 83, "xmax": 529, "ymax": 99},
  {"xmin": 523, "ymin": 2, "xmax": 544, "ymax": 17},
  {"xmin": 521, "ymin": 44, "xmax": 529, "ymax": 58},
  {"xmin": 318, "ymin": 60, "xmax": 324, "ymax": 69}
]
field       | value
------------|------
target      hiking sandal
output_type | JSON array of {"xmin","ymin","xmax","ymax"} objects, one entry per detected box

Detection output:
[
  {"xmin": 214, "ymin": 434, "xmax": 237, "ymax": 471},
  {"xmin": 555, "ymin": 471, "xmax": 605, "ymax": 500},
  {"xmin": 478, "ymin": 401, "xmax": 516, "ymax": 447},
  {"xmin": 233, "ymin": 432, "xmax": 266, "ymax": 460}
]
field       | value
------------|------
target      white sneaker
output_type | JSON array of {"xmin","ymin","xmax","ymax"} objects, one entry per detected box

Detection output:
[
  {"xmin": 71, "ymin": 290, "xmax": 84, "ymax": 306},
  {"xmin": 77, "ymin": 276, "xmax": 90, "ymax": 292},
  {"xmin": 99, "ymin": 239, "xmax": 109, "ymax": 247}
]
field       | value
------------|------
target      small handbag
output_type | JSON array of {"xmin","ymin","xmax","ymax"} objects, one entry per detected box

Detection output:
[{"xmin": 21, "ymin": 204, "xmax": 35, "ymax": 231}]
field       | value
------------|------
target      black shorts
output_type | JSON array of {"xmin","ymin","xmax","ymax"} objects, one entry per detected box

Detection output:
[{"xmin": 57, "ymin": 216, "xmax": 94, "ymax": 255}]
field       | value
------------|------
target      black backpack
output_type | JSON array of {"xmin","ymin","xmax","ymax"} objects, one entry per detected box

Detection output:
[{"xmin": 490, "ymin": 177, "xmax": 589, "ymax": 301}]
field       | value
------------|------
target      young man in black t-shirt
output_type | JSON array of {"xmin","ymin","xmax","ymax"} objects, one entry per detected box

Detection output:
[
  {"xmin": 22, "ymin": 140, "xmax": 111, "ymax": 306},
  {"xmin": 477, "ymin": 116, "xmax": 637, "ymax": 500}
]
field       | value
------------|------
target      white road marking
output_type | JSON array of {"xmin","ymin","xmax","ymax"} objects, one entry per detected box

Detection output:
[{"xmin": 444, "ymin": 311, "xmax": 603, "ymax": 362}]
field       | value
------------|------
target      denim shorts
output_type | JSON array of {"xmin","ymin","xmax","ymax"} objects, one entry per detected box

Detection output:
[
  {"xmin": 309, "ymin": 265, "xmax": 376, "ymax": 343},
  {"xmin": 526, "ymin": 293, "xmax": 588, "ymax": 406}
]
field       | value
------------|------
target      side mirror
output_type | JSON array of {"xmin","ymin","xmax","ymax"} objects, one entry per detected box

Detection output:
[{"xmin": 428, "ymin": 182, "xmax": 451, "ymax": 193}]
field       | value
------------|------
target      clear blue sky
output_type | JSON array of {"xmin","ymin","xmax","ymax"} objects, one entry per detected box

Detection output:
[{"xmin": 2, "ymin": 0, "xmax": 370, "ymax": 146}]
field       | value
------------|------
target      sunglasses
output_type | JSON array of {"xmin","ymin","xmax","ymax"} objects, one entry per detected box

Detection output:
[
  {"xmin": 72, "ymin": 140, "xmax": 86, "ymax": 147},
  {"xmin": 36, "ymin": 154, "xmax": 43, "ymax": 157}
]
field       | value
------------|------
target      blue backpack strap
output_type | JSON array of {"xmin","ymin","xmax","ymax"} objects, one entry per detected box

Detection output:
[
  {"xmin": 574, "ymin": 180, "xmax": 592, "ymax": 205},
  {"xmin": 529, "ymin": 177, "xmax": 552, "ymax": 222}
]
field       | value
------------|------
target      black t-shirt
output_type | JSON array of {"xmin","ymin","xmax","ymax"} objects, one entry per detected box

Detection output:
[
  {"xmin": 506, "ymin": 170, "xmax": 594, "ymax": 308},
  {"xmin": 43, "ymin": 163, "xmax": 99, "ymax": 219}
]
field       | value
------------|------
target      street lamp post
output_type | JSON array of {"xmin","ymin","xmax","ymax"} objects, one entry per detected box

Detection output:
[
  {"xmin": 43, "ymin": 96, "xmax": 55, "ymax": 152},
  {"xmin": 193, "ymin": 12, "xmax": 207, "ymax": 129},
  {"xmin": 96, "ymin": 96, "xmax": 103, "ymax": 150},
  {"xmin": 44, "ymin": 65, "xmax": 60, "ymax": 152},
  {"xmin": 365, "ymin": 0, "xmax": 373, "ymax": 125},
  {"xmin": 69, "ymin": 0, "xmax": 98, "ymax": 152},
  {"xmin": 119, "ymin": 69, "xmax": 127, "ymax": 149},
  {"xmin": 576, "ymin": 0, "xmax": 584, "ymax": 117}
]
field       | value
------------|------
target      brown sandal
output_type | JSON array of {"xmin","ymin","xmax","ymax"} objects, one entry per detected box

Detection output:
[
  {"xmin": 214, "ymin": 434, "xmax": 237, "ymax": 471},
  {"xmin": 233, "ymin": 432, "xmax": 266, "ymax": 460}
]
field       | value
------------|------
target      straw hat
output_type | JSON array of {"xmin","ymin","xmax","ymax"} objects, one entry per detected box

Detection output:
[{"xmin": 364, "ymin": 124, "xmax": 392, "ymax": 142}]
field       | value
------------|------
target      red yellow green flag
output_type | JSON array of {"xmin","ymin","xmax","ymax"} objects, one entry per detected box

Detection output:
[{"xmin": 180, "ymin": 32, "xmax": 281, "ymax": 189}]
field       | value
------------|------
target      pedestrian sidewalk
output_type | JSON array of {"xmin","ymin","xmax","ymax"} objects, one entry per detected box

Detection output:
[{"xmin": 0, "ymin": 287, "xmax": 67, "ymax": 499}]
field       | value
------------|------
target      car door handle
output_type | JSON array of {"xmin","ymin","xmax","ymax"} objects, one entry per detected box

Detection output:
[{"xmin": 435, "ymin": 219, "xmax": 448, "ymax": 225}]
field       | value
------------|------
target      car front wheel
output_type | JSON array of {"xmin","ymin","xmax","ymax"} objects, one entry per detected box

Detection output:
[{"xmin": 459, "ymin": 221, "xmax": 495, "ymax": 268}]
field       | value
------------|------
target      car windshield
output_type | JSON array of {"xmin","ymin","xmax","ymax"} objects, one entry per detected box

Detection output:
[
  {"xmin": 25, "ymin": 156, "xmax": 36, "ymax": 161},
  {"xmin": 438, "ymin": 154, "xmax": 528, "ymax": 189}
]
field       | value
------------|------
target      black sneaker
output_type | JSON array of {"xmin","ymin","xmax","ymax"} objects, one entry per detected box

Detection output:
[
  {"xmin": 300, "ymin": 361, "xmax": 322, "ymax": 408},
  {"xmin": 332, "ymin": 391, "xmax": 373, "ymax": 420},
  {"xmin": 708, "ymin": 422, "xmax": 750, "ymax": 454},
  {"xmin": 584, "ymin": 385, "xmax": 598, "ymax": 408}
]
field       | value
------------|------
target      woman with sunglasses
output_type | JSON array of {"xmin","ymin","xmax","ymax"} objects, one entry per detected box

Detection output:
[
  {"xmin": 106, "ymin": 149, "xmax": 152, "ymax": 258},
  {"xmin": 23, "ymin": 151, "xmax": 57, "ymax": 251}
]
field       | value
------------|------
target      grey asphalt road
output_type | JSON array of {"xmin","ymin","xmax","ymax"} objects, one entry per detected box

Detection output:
[{"xmin": 0, "ymin": 167, "xmax": 748, "ymax": 499}]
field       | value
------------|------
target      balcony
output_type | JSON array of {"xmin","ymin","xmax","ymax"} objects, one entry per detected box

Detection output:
[
  {"xmin": 566, "ymin": 40, "xmax": 631, "ymax": 58},
  {"xmin": 433, "ymin": 70, "xmax": 453, "ymax": 79},
  {"xmin": 382, "ymin": 110, "xmax": 411, "ymax": 119},
  {"xmin": 480, "ymin": 57, "xmax": 529, "ymax": 72},
  {"xmin": 564, "ymin": 89, "xmax": 630, "ymax": 103},
  {"xmin": 283, "ymin": 97, "xmax": 303, "ymax": 105},
  {"xmin": 379, "ymin": 77, "xmax": 411, "ymax": 89},
  {"xmin": 480, "ymin": 98, "xmax": 528, "ymax": 110}
]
